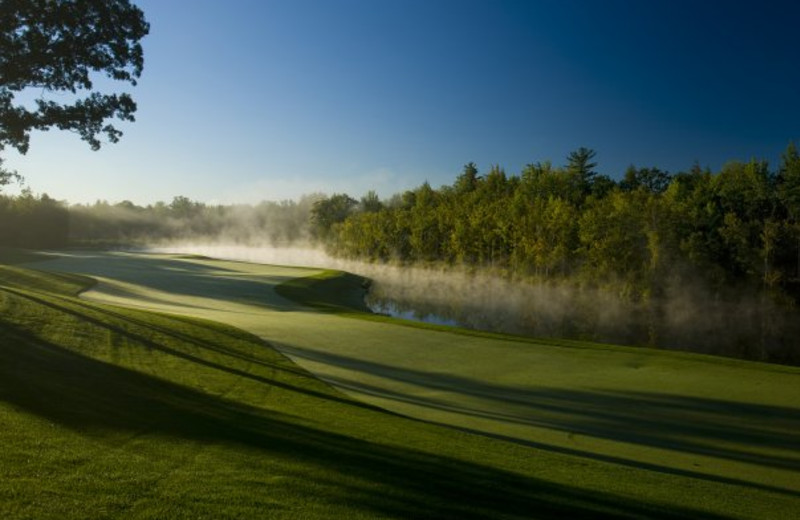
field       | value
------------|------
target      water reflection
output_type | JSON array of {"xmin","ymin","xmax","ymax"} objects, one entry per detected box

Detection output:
[
  {"xmin": 366, "ymin": 297, "xmax": 462, "ymax": 328},
  {"xmin": 364, "ymin": 290, "xmax": 538, "ymax": 335}
]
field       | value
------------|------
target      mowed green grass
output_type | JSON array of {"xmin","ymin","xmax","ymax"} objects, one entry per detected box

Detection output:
[
  {"xmin": 0, "ymin": 259, "xmax": 612, "ymax": 519},
  {"xmin": 1, "ymin": 250, "xmax": 799, "ymax": 518}
]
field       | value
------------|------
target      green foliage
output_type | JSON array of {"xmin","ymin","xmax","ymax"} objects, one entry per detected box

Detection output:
[
  {"xmin": 68, "ymin": 194, "xmax": 320, "ymax": 245},
  {"xmin": 324, "ymin": 146, "xmax": 800, "ymax": 298},
  {"xmin": 453, "ymin": 162, "xmax": 479, "ymax": 194},
  {"xmin": 778, "ymin": 142, "xmax": 800, "ymax": 281},
  {"xmin": 0, "ymin": 191, "xmax": 68, "ymax": 248},
  {"xmin": 359, "ymin": 190, "xmax": 383, "ymax": 213},
  {"xmin": 310, "ymin": 193, "xmax": 357, "ymax": 240},
  {"xmin": 566, "ymin": 146, "xmax": 598, "ymax": 194},
  {"xmin": 0, "ymin": 0, "xmax": 149, "ymax": 154},
  {"xmin": 315, "ymin": 144, "xmax": 800, "ymax": 361},
  {"xmin": 778, "ymin": 141, "xmax": 800, "ymax": 217},
  {"xmin": 0, "ymin": 156, "xmax": 21, "ymax": 191},
  {"xmin": 578, "ymin": 190, "xmax": 649, "ymax": 290},
  {"xmin": 621, "ymin": 166, "xmax": 672, "ymax": 194}
]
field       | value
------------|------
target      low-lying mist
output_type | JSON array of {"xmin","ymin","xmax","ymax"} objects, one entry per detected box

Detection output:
[
  {"xmin": 69, "ymin": 195, "xmax": 320, "ymax": 246},
  {"xmin": 147, "ymin": 243, "xmax": 800, "ymax": 365}
]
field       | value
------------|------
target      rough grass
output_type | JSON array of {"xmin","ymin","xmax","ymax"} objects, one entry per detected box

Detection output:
[{"xmin": 2, "ymin": 249, "xmax": 799, "ymax": 518}]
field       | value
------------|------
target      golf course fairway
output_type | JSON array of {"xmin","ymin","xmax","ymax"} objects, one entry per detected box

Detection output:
[{"xmin": 10, "ymin": 250, "xmax": 800, "ymax": 518}]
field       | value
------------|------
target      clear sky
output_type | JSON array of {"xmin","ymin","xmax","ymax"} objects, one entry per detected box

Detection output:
[{"xmin": 5, "ymin": 0, "xmax": 800, "ymax": 205}]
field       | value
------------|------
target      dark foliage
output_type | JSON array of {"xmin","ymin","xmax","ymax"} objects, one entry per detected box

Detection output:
[
  {"xmin": 0, "ymin": 0, "xmax": 149, "ymax": 154},
  {"xmin": 0, "ymin": 191, "xmax": 68, "ymax": 248}
]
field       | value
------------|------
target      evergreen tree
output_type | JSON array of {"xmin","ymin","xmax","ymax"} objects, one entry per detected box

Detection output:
[
  {"xmin": 454, "ymin": 162, "xmax": 479, "ymax": 194},
  {"xmin": 566, "ymin": 147, "xmax": 598, "ymax": 194}
]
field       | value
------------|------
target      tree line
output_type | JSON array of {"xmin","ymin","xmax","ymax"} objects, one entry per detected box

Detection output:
[
  {"xmin": 0, "ymin": 189, "xmax": 69, "ymax": 249},
  {"xmin": 312, "ymin": 144, "xmax": 800, "ymax": 362},
  {"xmin": 69, "ymin": 194, "xmax": 319, "ymax": 246},
  {"xmin": 317, "ymin": 145, "xmax": 800, "ymax": 296},
  {"xmin": 0, "ymin": 192, "xmax": 319, "ymax": 249}
]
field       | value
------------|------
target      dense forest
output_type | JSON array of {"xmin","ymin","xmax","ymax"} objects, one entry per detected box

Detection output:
[
  {"xmin": 310, "ymin": 144, "xmax": 800, "ymax": 363},
  {"xmin": 317, "ymin": 145, "xmax": 800, "ymax": 297}
]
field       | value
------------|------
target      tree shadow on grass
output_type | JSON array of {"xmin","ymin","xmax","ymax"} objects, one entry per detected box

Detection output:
[
  {"xmin": 0, "ymin": 322, "xmax": 728, "ymax": 520},
  {"xmin": 3, "ymin": 287, "xmax": 380, "ymax": 413},
  {"xmin": 49, "ymin": 289, "xmax": 311, "ymax": 376},
  {"xmin": 277, "ymin": 344, "xmax": 800, "ymax": 495}
]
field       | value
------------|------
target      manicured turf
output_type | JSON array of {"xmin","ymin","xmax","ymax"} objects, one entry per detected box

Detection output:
[{"xmin": 2, "ymin": 249, "xmax": 799, "ymax": 518}]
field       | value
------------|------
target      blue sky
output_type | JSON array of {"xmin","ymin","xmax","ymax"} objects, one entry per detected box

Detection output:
[{"xmin": 6, "ymin": 0, "xmax": 800, "ymax": 204}]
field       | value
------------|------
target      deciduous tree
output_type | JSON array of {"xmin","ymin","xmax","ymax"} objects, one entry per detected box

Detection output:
[{"xmin": 0, "ymin": 0, "xmax": 149, "ymax": 160}]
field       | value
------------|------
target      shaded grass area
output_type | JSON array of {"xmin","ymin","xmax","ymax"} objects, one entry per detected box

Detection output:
[
  {"xmin": 275, "ymin": 269, "xmax": 372, "ymax": 313},
  {"xmin": 280, "ymin": 342, "xmax": 800, "ymax": 474},
  {"xmin": 0, "ymin": 246, "xmax": 52, "ymax": 265},
  {"xmin": 0, "ymin": 263, "xmax": 743, "ymax": 519}
]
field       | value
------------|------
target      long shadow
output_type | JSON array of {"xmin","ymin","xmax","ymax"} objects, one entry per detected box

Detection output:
[
  {"xmin": 57, "ymin": 292, "xmax": 310, "ymax": 377},
  {"xmin": 321, "ymin": 373, "xmax": 800, "ymax": 500},
  {"xmin": 3, "ymin": 287, "xmax": 383, "ymax": 414},
  {"xmin": 0, "ymin": 322, "xmax": 730, "ymax": 520},
  {"xmin": 85, "ymin": 279, "xmax": 224, "ymax": 312},
  {"xmin": 277, "ymin": 345, "xmax": 800, "ymax": 484}
]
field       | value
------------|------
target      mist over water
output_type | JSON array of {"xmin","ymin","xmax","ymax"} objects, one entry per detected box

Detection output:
[
  {"xmin": 366, "ymin": 300, "xmax": 461, "ymax": 328},
  {"xmin": 147, "ymin": 243, "xmax": 799, "ymax": 364}
]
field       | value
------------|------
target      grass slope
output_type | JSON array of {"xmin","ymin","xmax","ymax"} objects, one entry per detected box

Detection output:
[{"xmin": 1, "ymin": 249, "xmax": 798, "ymax": 518}]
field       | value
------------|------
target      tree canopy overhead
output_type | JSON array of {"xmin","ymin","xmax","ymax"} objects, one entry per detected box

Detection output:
[{"xmin": 0, "ymin": 0, "xmax": 149, "ymax": 155}]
